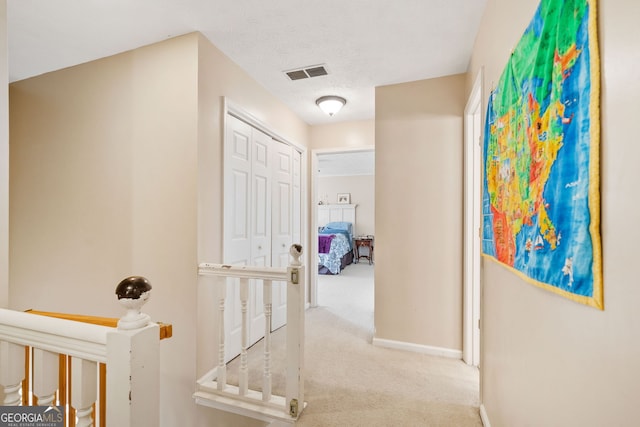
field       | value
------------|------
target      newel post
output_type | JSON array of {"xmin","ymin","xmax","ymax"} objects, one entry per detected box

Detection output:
[
  {"xmin": 106, "ymin": 276, "xmax": 160, "ymax": 427},
  {"xmin": 286, "ymin": 244, "xmax": 305, "ymax": 418}
]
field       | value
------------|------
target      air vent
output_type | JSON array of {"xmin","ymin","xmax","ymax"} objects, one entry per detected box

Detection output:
[
  {"xmin": 284, "ymin": 64, "xmax": 329, "ymax": 81},
  {"xmin": 286, "ymin": 70, "xmax": 309, "ymax": 81},
  {"xmin": 305, "ymin": 66, "xmax": 328, "ymax": 78}
]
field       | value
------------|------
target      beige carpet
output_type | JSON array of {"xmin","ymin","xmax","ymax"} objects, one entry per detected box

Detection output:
[{"xmin": 228, "ymin": 263, "xmax": 482, "ymax": 426}]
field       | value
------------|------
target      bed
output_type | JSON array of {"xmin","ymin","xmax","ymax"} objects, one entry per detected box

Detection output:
[{"xmin": 318, "ymin": 221, "xmax": 354, "ymax": 275}]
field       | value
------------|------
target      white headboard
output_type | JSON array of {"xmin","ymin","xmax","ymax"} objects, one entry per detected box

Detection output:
[{"xmin": 317, "ymin": 204, "xmax": 357, "ymax": 236}]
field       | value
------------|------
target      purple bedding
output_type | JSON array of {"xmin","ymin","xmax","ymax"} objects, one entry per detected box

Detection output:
[{"xmin": 318, "ymin": 234, "xmax": 335, "ymax": 254}]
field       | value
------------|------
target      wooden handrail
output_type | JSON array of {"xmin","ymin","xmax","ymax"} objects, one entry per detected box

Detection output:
[
  {"xmin": 20, "ymin": 309, "xmax": 170, "ymax": 426},
  {"xmin": 24, "ymin": 309, "xmax": 173, "ymax": 340}
]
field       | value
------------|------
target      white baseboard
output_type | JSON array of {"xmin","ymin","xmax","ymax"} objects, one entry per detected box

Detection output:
[
  {"xmin": 480, "ymin": 404, "xmax": 491, "ymax": 427},
  {"xmin": 371, "ymin": 337, "xmax": 462, "ymax": 359}
]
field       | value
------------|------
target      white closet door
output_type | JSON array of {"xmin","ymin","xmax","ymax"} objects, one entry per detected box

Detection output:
[
  {"xmin": 271, "ymin": 141, "xmax": 293, "ymax": 331},
  {"xmin": 223, "ymin": 115, "xmax": 252, "ymax": 361},
  {"xmin": 249, "ymin": 128, "xmax": 272, "ymax": 344},
  {"xmin": 223, "ymin": 114, "xmax": 301, "ymax": 356}
]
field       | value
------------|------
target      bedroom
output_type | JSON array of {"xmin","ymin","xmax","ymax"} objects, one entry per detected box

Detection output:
[
  {"xmin": 313, "ymin": 149, "xmax": 375, "ymax": 325},
  {"xmin": 316, "ymin": 150, "xmax": 374, "ymax": 273}
]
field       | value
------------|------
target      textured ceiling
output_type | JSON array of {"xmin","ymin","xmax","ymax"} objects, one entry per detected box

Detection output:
[{"xmin": 7, "ymin": 0, "xmax": 487, "ymax": 125}]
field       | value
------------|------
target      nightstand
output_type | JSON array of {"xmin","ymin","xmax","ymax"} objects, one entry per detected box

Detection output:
[{"xmin": 354, "ymin": 236, "xmax": 374, "ymax": 265}]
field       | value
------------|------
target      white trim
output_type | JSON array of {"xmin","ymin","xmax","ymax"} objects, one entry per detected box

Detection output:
[
  {"xmin": 312, "ymin": 146, "xmax": 375, "ymax": 156},
  {"xmin": 463, "ymin": 67, "xmax": 483, "ymax": 367},
  {"xmin": 0, "ymin": 308, "xmax": 110, "ymax": 362},
  {"xmin": 480, "ymin": 404, "xmax": 491, "ymax": 427},
  {"xmin": 193, "ymin": 392, "xmax": 294, "ymax": 425},
  {"xmin": 225, "ymin": 98, "xmax": 305, "ymax": 153},
  {"xmin": 372, "ymin": 337, "xmax": 462, "ymax": 359},
  {"xmin": 310, "ymin": 151, "xmax": 319, "ymax": 307},
  {"xmin": 464, "ymin": 69, "xmax": 483, "ymax": 113},
  {"xmin": 199, "ymin": 263, "xmax": 288, "ymax": 281}
]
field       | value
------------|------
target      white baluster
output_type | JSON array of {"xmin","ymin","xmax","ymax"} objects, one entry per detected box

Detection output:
[
  {"xmin": 239, "ymin": 277, "xmax": 249, "ymax": 396},
  {"xmin": 33, "ymin": 348, "xmax": 59, "ymax": 406},
  {"xmin": 0, "ymin": 341, "xmax": 25, "ymax": 406},
  {"xmin": 217, "ymin": 276, "xmax": 227, "ymax": 391},
  {"xmin": 263, "ymin": 280, "xmax": 273, "ymax": 402},
  {"xmin": 72, "ymin": 358, "xmax": 97, "ymax": 427}
]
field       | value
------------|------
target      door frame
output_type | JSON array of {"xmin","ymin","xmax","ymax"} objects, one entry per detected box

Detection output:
[
  {"xmin": 463, "ymin": 69, "xmax": 483, "ymax": 367},
  {"xmin": 310, "ymin": 146, "xmax": 375, "ymax": 307}
]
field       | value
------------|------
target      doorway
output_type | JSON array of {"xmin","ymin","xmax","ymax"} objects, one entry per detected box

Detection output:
[
  {"xmin": 310, "ymin": 147, "xmax": 375, "ymax": 308},
  {"xmin": 463, "ymin": 70, "xmax": 483, "ymax": 367}
]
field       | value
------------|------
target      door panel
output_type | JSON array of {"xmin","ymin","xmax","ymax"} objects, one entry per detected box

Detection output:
[
  {"xmin": 251, "ymin": 129, "xmax": 272, "ymax": 262},
  {"xmin": 271, "ymin": 142, "xmax": 293, "ymax": 330},
  {"xmin": 249, "ymin": 128, "xmax": 273, "ymax": 345},
  {"xmin": 223, "ymin": 116, "xmax": 253, "ymax": 362}
]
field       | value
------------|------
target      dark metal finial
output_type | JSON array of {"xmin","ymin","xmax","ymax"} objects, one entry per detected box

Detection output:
[{"xmin": 115, "ymin": 276, "xmax": 152, "ymax": 300}]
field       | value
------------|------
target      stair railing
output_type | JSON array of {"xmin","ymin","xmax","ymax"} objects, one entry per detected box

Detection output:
[
  {"xmin": 194, "ymin": 244, "xmax": 305, "ymax": 424},
  {"xmin": 0, "ymin": 276, "xmax": 170, "ymax": 427}
]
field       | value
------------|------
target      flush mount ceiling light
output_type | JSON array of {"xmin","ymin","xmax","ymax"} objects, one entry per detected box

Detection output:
[{"xmin": 316, "ymin": 95, "xmax": 346, "ymax": 116}]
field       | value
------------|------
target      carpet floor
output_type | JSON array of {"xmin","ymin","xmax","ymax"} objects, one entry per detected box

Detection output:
[{"xmin": 228, "ymin": 262, "xmax": 482, "ymax": 426}]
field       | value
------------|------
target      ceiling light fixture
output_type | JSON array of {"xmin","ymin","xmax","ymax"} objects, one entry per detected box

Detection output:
[{"xmin": 316, "ymin": 95, "xmax": 346, "ymax": 116}]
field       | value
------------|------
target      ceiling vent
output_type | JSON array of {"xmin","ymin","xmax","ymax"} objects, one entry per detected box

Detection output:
[{"xmin": 284, "ymin": 64, "xmax": 328, "ymax": 81}]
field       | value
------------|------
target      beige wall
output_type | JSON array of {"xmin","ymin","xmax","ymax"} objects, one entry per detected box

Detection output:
[
  {"xmin": 10, "ymin": 33, "xmax": 201, "ymax": 426},
  {"xmin": 194, "ymin": 33, "xmax": 309, "ymax": 426},
  {"xmin": 375, "ymin": 74, "xmax": 465, "ymax": 351},
  {"xmin": 469, "ymin": 1, "xmax": 640, "ymax": 425},
  {"xmin": 1, "ymin": 0, "xmax": 7, "ymax": 308},
  {"xmin": 196, "ymin": 32, "xmax": 309, "ymax": 263},
  {"xmin": 317, "ymin": 175, "xmax": 375, "ymax": 236},
  {"xmin": 309, "ymin": 119, "xmax": 374, "ymax": 150},
  {"xmin": 9, "ymin": 33, "xmax": 308, "ymax": 427}
]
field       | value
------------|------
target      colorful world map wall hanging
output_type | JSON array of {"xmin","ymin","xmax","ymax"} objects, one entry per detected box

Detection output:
[{"xmin": 482, "ymin": 0, "xmax": 602, "ymax": 309}]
